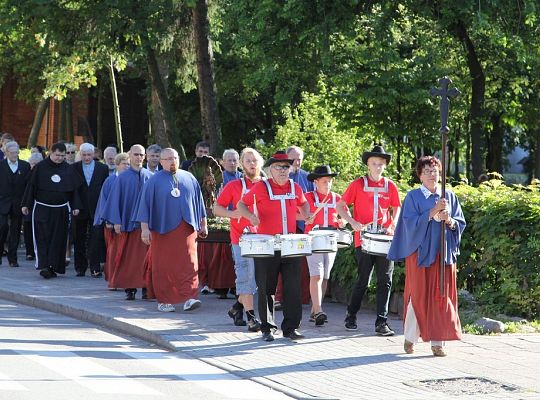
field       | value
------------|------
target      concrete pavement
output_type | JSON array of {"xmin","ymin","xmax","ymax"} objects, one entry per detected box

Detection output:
[{"xmin": 0, "ymin": 255, "xmax": 539, "ymax": 399}]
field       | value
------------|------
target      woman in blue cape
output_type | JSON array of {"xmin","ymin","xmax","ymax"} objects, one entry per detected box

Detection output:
[{"xmin": 388, "ymin": 156, "xmax": 466, "ymax": 357}]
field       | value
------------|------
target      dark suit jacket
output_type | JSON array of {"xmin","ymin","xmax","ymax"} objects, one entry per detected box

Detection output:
[
  {"xmin": 72, "ymin": 161, "xmax": 109, "ymax": 219},
  {"xmin": 0, "ymin": 158, "xmax": 31, "ymax": 216}
]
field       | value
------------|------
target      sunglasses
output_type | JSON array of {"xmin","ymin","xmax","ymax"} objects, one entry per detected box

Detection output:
[{"xmin": 66, "ymin": 151, "xmax": 75, "ymax": 154}]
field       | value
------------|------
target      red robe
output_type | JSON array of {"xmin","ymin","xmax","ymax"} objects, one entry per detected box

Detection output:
[
  {"xmin": 144, "ymin": 221, "xmax": 199, "ymax": 303},
  {"xmin": 404, "ymin": 251, "xmax": 462, "ymax": 341},
  {"xmin": 108, "ymin": 229, "xmax": 147, "ymax": 289}
]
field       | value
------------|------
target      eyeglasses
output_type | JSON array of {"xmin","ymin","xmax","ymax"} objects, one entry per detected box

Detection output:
[
  {"xmin": 272, "ymin": 164, "xmax": 290, "ymax": 171},
  {"xmin": 422, "ymin": 168, "xmax": 440, "ymax": 175},
  {"xmin": 66, "ymin": 151, "xmax": 75, "ymax": 154},
  {"xmin": 161, "ymin": 157, "xmax": 178, "ymax": 161}
]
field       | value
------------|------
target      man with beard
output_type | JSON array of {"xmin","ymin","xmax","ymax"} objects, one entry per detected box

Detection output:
[
  {"xmin": 102, "ymin": 144, "xmax": 152, "ymax": 299},
  {"xmin": 213, "ymin": 148, "xmax": 263, "ymax": 331},
  {"xmin": 136, "ymin": 148, "xmax": 207, "ymax": 312},
  {"xmin": 22, "ymin": 142, "xmax": 82, "ymax": 279}
]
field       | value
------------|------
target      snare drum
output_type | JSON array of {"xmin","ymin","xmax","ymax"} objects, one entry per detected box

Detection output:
[
  {"xmin": 239, "ymin": 234, "xmax": 275, "ymax": 258},
  {"xmin": 336, "ymin": 229, "xmax": 353, "ymax": 248},
  {"xmin": 308, "ymin": 230, "xmax": 337, "ymax": 253},
  {"xmin": 361, "ymin": 232, "xmax": 393, "ymax": 256},
  {"xmin": 278, "ymin": 234, "xmax": 312, "ymax": 257}
]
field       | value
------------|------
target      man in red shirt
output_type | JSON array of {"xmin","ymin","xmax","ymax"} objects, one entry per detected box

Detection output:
[
  {"xmin": 213, "ymin": 147, "xmax": 264, "ymax": 332},
  {"xmin": 337, "ymin": 145, "xmax": 401, "ymax": 336},
  {"xmin": 237, "ymin": 151, "xmax": 313, "ymax": 342}
]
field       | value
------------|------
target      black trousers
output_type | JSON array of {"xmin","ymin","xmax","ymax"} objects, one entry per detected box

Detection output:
[
  {"xmin": 254, "ymin": 252, "xmax": 302, "ymax": 335},
  {"xmin": 34, "ymin": 204, "xmax": 70, "ymax": 273},
  {"xmin": 0, "ymin": 213, "xmax": 22, "ymax": 264},
  {"xmin": 347, "ymin": 247, "xmax": 394, "ymax": 326},
  {"xmin": 73, "ymin": 216, "xmax": 105, "ymax": 274},
  {"xmin": 23, "ymin": 219, "xmax": 34, "ymax": 257}
]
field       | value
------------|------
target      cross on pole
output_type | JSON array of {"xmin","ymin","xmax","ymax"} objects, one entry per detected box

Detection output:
[{"xmin": 430, "ymin": 76, "xmax": 460, "ymax": 297}]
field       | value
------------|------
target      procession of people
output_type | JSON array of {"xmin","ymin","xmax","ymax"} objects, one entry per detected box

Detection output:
[{"xmin": 0, "ymin": 136, "xmax": 466, "ymax": 356}]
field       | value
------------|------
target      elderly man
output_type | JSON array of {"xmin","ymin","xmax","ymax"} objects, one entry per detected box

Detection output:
[
  {"xmin": 0, "ymin": 141, "xmax": 31, "ymax": 267},
  {"xmin": 221, "ymin": 148, "xmax": 242, "ymax": 186},
  {"xmin": 237, "ymin": 151, "xmax": 313, "ymax": 342},
  {"xmin": 72, "ymin": 143, "xmax": 110, "ymax": 277},
  {"xmin": 65, "ymin": 143, "xmax": 78, "ymax": 164},
  {"xmin": 145, "ymin": 144, "xmax": 162, "ymax": 174},
  {"xmin": 103, "ymin": 146, "xmax": 118, "ymax": 175},
  {"xmin": 214, "ymin": 147, "xmax": 263, "ymax": 331},
  {"xmin": 23, "ymin": 152, "xmax": 43, "ymax": 261},
  {"xmin": 181, "ymin": 141, "xmax": 210, "ymax": 171},
  {"xmin": 0, "ymin": 133, "xmax": 15, "ymax": 161},
  {"xmin": 136, "ymin": 148, "xmax": 207, "ymax": 312},
  {"xmin": 22, "ymin": 142, "xmax": 82, "ymax": 279},
  {"xmin": 102, "ymin": 144, "xmax": 152, "ymax": 300}
]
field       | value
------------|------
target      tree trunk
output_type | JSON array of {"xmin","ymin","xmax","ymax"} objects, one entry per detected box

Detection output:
[
  {"xmin": 534, "ymin": 129, "xmax": 540, "ymax": 180},
  {"xmin": 58, "ymin": 99, "xmax": 67, "ymax": 141},
  {"xmin": 487, "ymin": 113, "xmax": 504, "ymax": 173},
  {"xmin": 454, "ymin": 125, "xmax": 460, "ymax": 179},
  {"xmin": 192, "ymin": 0, "xmax": 222, "ymax": 155},
  {"xmin": 65, "ymin": 95, "xmax": 74, "ymax": 143},
  {"xmin": 146, "ymin": 47, "xmax": 175, "ymax": 150},
  {"xmin": 96, "ymin": 81, "xmax": 103, "ymax": 150},
  {"xmin": 453, "ymin": 21, "xmax": 486, "ymax": 182},
  {"xmin": 27, "ymin": 98, "xmax": 50, "ymax": 148},
  {"xmin": 109, "ymin": 56, "xmax": 123, "ymax": 152}
]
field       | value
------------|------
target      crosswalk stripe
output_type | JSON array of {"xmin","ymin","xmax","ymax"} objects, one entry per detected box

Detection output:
[
  {"xmin": 0, "ymin": 371, "xmax": 27, "ymax": 391},
  {"xmin": 20, "ymin": 351, "xmax": 162, "ymax": 395},
  {"xmin": 129, "ymin": 351, "xmax": 291, "ymax": 399}
]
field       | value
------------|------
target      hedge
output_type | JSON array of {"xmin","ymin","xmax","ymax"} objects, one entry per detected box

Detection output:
[{"xmin": 330, "ymin": 180, "xmax": 540, "ymax": 320}]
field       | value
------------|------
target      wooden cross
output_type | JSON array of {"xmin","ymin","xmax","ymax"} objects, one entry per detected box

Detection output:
[
  {"xmin": 430, "ymin": 76, "xmax": 459, "ymax": 296},
  {"xmin": 430, "ymin": 77, "xmax": 460, "ymax": 134}
]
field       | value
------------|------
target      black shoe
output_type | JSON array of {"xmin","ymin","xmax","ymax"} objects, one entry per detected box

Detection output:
[
  {"xmin": 345, "ymin": 313, "xmax": 358, "ymax": 330},
  {"xmin": 375, "ymin": 322, "xmax": 395, "ymax": 336},
  {"xmin": 228, "ymin": 307, "xmax": 247, "ymax": 326},
  {"xmin": 283, "ymin": 329, "xmax": 305, "ymax": 341},
  {"xmin": 262, "ymin": 331, "xmax": 274, "ymax": 342},
  {"xmin": 247, "ymin": 318, "xmax": 261, "ymax": 332},
  {"xmin": 125, "ymin": 289, "xmax": 136, "ymax": 301},
  {"xmin": 26, "ymin": 255, "xmax": 35, "ymax": 261},
  {"xmin": 40, "ymin": 267, "xmax": 56, "ymax": 279},
  {"xmin": 9, "ymin": 262, "xmax": 19, "ymax": 268},
  {"xmin": 91, "ymin": 271, "xmax": 102, "ymax": 278},
  {"xmin": 274, "ymin": 301, "xmax": 283, "ymax": 311},
  {"xmin": 76, "ymin": 271, "xmax": 85, "ymax": 277},
  {"xmin": 141, "ymin": 288, "xmax": 148, "ymax": 299},
  {"xmin": 314, "ymin": 312, "xmax": 326, "ymax": 327}
]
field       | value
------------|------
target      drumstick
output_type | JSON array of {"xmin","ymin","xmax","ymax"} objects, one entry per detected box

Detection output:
[{"xmin": 311, "ymin": 196, "xmax": 330, "ymax": 220}]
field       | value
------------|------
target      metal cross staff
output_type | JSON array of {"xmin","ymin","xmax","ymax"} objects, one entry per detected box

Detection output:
[{"xmin": 430, "ymin": 77, "xmax": 460, "ymax": 296}]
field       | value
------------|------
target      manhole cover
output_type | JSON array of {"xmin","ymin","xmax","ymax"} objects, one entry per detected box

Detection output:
[{"xmin": 407, "ymin": 376, "xmax": 521, "ymax": 396}]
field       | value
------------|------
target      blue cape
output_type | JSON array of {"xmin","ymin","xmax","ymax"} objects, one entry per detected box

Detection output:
[
  {"xmin": 135, "ymin": 169, "xmax": 207, "ymax": 234},
  {"xmin": 387, "ymin": 187, "xmax": 466, "ymax": 267},
  {"xmin": 93, "ymin": 174, "xmax": 116, "ymax": 226},
  {"xmin": 101, "ymin": 167, "xmax": 153, "ymax": 232}
]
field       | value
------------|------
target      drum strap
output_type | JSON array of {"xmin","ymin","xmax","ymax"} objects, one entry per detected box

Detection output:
[
  {"xmin": 240, "ymin": 177, "xmax": 248, "ymax": 195},
  {"xmin": 363, "ymin": 176, "xmax": 388, "ymax": 232},
  {"xmin": 313, "ymin": 191, "xmax": 336, "ymax": 227},
  {"xmin": 263, "ymin": 178, "xmax": 296, "ymax": 234}
]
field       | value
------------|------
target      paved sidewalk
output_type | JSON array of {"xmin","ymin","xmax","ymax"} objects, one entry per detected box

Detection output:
[{"xmin": 0, "ymin": 256, "xmax": 539, "ymax": 399}]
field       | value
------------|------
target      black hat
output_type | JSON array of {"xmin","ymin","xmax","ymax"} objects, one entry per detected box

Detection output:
[
  {"xmin": 307, "ymin": 165, "xmax": 338, "ymax": 181},
  {"xmin": 361, "ymin": 145, "xmax": 392, "ymax": 165},
  {"xmin": 263, "ymin": 150, "xmax": 294, "ymax": 168}
]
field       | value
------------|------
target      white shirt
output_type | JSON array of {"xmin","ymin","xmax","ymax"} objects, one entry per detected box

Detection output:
[{"xmin": 8, "ymin": 159, "xmax": 18, "ymax": 173}]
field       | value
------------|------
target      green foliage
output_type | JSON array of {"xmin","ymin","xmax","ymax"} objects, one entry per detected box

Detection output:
[
  {"xmin": 454, "ymin": 181, "xmax": 540, "ymax": 319},
  {"xmin": 267, "ymin": 88, "xmax": 369, "ymax": 181}
]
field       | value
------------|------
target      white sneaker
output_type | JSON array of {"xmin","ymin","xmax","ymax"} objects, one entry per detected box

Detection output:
[
  {"xmin": 200, "ymin": 285, "xmax": 214, "ymax": 295},
  {"xmin": 157, "ymin": 303, "xmax": 175, "ymax": 312},
  {"xmin": 183, "ymin": 298, "xmax": 202, "ymax": 311}
]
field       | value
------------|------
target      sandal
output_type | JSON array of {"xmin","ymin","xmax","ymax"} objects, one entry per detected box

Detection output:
[
  {"xmin": 431, "ymin": 346, "xmax": 447, "ymax": 357},
  {"xmin": 404, "ymin": 340, "xmax": 414, "ymax": 354}
]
